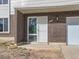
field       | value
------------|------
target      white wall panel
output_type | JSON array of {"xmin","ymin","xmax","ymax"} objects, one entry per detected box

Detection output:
[
  {"xmin": 0, "ymin": 8, "xmax": 9, "ymax": 17},
  {"xmin": 0, "ymin": 5, "xmax": 9, "ymax": 18}
]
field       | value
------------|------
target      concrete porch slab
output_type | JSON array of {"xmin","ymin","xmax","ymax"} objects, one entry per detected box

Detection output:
[
  {"xmin": 18, "ymin": 43, "xmax": 66, "ymax": 50},
  {"xmin": 62, "ymin": 46, "xmax": 79, "ymax": 59}
]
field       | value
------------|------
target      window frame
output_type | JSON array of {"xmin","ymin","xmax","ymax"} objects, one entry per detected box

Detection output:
[
  {"xmin": 0, "ymin": 0, "xmax": 8, "ymax": 4},
  {"xmin": 0, "ymin": 0, "xmax": 2, "ymax": 4},
  {"xmin": 0, "ymin": 18, "xmax": 10, "ymax": 33}
]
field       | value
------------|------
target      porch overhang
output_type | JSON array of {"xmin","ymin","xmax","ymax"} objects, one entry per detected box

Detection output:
[{"xmin": 16, "ymin": 4, "xmax": 79, "ymax": 14}]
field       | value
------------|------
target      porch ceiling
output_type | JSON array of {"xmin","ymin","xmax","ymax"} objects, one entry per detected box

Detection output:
[{"xmin": 17, "ymin": 4, "xmax": 79, "ymax": 14}]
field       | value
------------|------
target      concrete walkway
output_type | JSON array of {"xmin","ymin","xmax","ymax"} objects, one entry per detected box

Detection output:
[
  {"xmin": 18, "ymin": 43, "xmax": 66, "ymax": 50},
  {"xmin": 62, "ymin": 46, "xmax": 79, "ymax": 59}
]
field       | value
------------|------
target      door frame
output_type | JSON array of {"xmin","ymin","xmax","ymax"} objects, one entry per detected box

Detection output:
[{"xmin": 27, "ymin": 16, "xmax": 38, "ymax": 43}]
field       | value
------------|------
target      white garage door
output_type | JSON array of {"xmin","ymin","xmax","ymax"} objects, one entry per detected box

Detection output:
[{"xmin": 67, "ymin": 17, "xmax": 79, "ymax": 45}]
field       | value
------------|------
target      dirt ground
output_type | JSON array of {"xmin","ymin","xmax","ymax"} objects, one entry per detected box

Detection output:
[
  {"xmin": 0, "ymin": 42, "xmax": 65, "ymax": 59},
  {"xmin": 0, "ymin": 46, "xmax": 65, "ymax": 59}
]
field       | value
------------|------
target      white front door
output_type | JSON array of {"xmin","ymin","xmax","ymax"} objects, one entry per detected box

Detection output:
[
  {"xmin": 27, "ymin": 16, "xmax": 48, "ymax": 43},
  {"xmin": 37, "ymin": 16, "xmax": 48, "ymax": 42}
]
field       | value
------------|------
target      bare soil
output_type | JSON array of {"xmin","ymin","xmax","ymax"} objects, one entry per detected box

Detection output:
[{"xmin": 0, "ymin": 42, "xmax": 65, "ymax": 59}]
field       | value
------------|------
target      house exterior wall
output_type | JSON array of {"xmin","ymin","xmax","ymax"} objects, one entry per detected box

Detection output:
[
  {"xmin": 24, "ymin": 11, "xmax": 79, "ymax": 44},
  {"xmin": 48, "ymin": 16, "xmax": 66, "ymax": 43},
  {"xmin": 0, "ymin": 15, "xmax": 15, "ymax": 42},
  {"xmin": 48, "ymin": 23, "xmax": 66, "ymax": 43},
  {"xmin": 0, "ymin": 0, "xmax": 79, "ymax": 45},
  {"xmin": 16, "ymin": 10, "xmax": 24, "ymax": 43},
  {"xmin": 0, "ymin": 0, "xmax": 13, "ymax": 42},
  {"xmin": 24, "ymin": 13, "xmax": 66, "ymax": 43},
  {"xmin": 0, "ymin": 0, "xmax": 24, "ymax": 43},
  {"xmin": 10, "ymin": 0, "xmax": 79, "ymax": 44}
]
